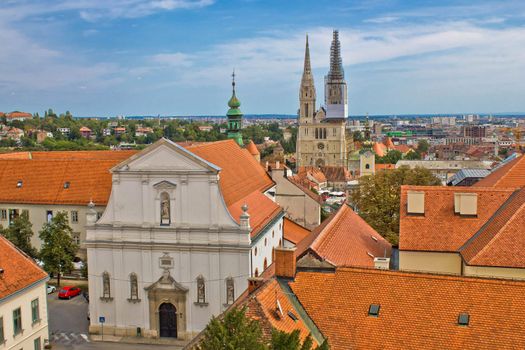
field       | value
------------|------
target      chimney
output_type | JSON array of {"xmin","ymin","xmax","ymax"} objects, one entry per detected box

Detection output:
[
  {"xmin": 274, "ymin": 246, "xmax": 296, "ymax": 279},
  {"xmin": 276, "ymin": 161, "xmax": 280, "ymax": 169},
  {"xmin": 265, "ymin": 161, "xmax": 269, "ymax": 171},
  {"xmin": 454, "ymin": 193, "xmax": 478, "ymax": 216},
  {"xmin": 374, "ymin": 257, "xmax": 390, "ymax": 270},
  {"xmin": 240, "ymin": 204, "xmax": 251, "ymax": 231},
  {"xmin": 407, "ymin": 191, "xmax": 425, "ymax": 214},
  {"xmin": 247, "ymin": 277, "xmax": 264, "ymax": 293}
]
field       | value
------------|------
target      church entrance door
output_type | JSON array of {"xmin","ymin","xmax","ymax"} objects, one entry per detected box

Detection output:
[{"xmin": 159, "ymin": 303, "xmax": 177, "ymax": 338}]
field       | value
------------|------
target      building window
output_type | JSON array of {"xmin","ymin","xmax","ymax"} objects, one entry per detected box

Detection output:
[
  {"xmin": 264, "ymin": 258, "xmax": 268, "ymax": 270},
  {"xmin": 34, "ymin": 337, "xmax": 41, "ymax": 350},
  {"xmin": 264, "ymin": 238, "xmax": 267, "ymax": 246},
  {"xmin": 96, "ymin": 212, "xmax": 103, "ymax": 220},
  {"xmin": 22, "ymin": 209, "xmax": 29, "ymax": 220},
  {"xmin": 226, "ymin": 277, "xmax": 235, "ymax": 305},
  {"xmin": 0, "ymin": 209, "xmax": 6, "ymax": 221},
  {"xmin": 72, "ymin": 233, "xmax": 80, "ymax": 245},
  {"xmin": 254, "ymin": 268, "xmax": 259, "ymax": 277},
  {"xmin": 272, "ymin": 230, "xmax": 275, "ymax": 238},
  {"xmin": 71, "ymin": 211, "xmax": 78, "ymax": 223},
  {"xmin": 0, "ymin": 317, "xmax": 4, "ymax": 343},
  {"xmin": 254, "ymin": 247, "xmax": 257, "ymax": 256},
  {"xmin": 8, "ymin": 209, "xmax": 19, "ymax": 225},
  {"xmin": 196, "ymin": 275, "xmax": 206, "ymax": 304},
  {"xmin": 365, "ymin": 164, "xmax": 370, "ymax": 169},
  {"xmin": 31, "ymin": 298, "xmax": 40, "ymax": 324},
  {"xmin": 13, "ymin": 307, "xmax": 22, "ymax": 336},
  {"xmin": 129, "ymin": 273, "xmax": 139, "ymax": 301},
  {"xmin": 102, "ymin": 272, "xmax": 111, "ymax": 299},
  {"xmin": 46, "ymin": 210, "xmax": 53, "ymax": 223},
  {"xmin": 160, "ymin": 192, "xmax": 171, "ymax": 226}
]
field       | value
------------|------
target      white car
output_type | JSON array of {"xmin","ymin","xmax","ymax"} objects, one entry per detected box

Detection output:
[{"xmin": 47, "ymin": 285, "xmax": 56, "ymax": 294}]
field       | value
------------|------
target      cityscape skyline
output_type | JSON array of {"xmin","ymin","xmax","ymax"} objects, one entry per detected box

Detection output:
[{"xmin": 1, "ymin": 0, "xmax": 525, "ymax": 116}]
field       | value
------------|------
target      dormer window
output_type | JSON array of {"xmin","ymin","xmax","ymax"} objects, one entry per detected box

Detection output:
[
  {"xmin": 16, "ymin": 180, "xmax": 22, "ymax": 188},
  {"xmin": 368, "ymin": 304, "xmax": 380, "ymax": 317},
  {"xmin": 458, "ymin": 313, "xmax": 469, "ymax": 326},
  {"xmin": 63, "ymin": 181, "xmax": 70, "ymax": 189}
]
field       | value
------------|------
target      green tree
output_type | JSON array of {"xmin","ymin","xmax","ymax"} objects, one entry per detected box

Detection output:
[
  {"xmin": 1, "ymin": 212, "xmax": 38, "ymax": 258},
  {"xmin": 198, "ymin": 307, "xmax": 266, "ymax": 350},
  {"xmin": 270, "ymin": 329, "xmax": 328, "ymax": 350},
  {"xmin": 350, "ymin": 166, "xmax": 441, "ymax": 245},
  {"xmin": 417, "ymin": 139, "xmax": 430, "ymax": 153},
  {"xmin": 39, "ymin": 211, "xmax": 78, "ymax": 287},
  {"xmin": 353, "ymin": 130, "xmax": 364, "ymax": 142},
  {"xmin": 376, "ymin": 150, "xmax": 403, "ymax": 164},
  {"xmin": 404, "ymin": 151, "xmax": 422, "ymax": 160}
]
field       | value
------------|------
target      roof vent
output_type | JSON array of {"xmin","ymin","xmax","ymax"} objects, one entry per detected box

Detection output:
[
  {"xmin": 407, "ymin": 191, "xmax": 425, "ymax": 214},
  {"xmin": 454, "ymin": 193, "xmax": 478, "ymax": 216},
  {"xmin": 16, "ymin": 180, "xmax": 23, "ymax": 188},
  {"xmin": 287, "ymin": 311, "xmax": 298, "ymax": 322},
  {"xmin": 458, "ymin": 313, "xmax": 469, "ymax": 326},
  {"xmin": 368, "ymin": 304, "xmax": 380, "ymax": 317},
  {"xmin": 374, "ymin": 257, "xmax": 390, "ymax": 270},
  {"xmin": 64, "ymin": 181, "xmax": 70, "ymax": 189}
]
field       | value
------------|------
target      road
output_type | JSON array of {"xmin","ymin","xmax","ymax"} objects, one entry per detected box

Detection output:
[{"xmin": 47, "ymin": 292, "xmax": 182, "ymax": 350}]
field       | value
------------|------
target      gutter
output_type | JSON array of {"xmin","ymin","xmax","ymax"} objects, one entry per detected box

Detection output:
[{"xmin": 0, "ymin": 275, "xmax": 49, "ymax": 304}]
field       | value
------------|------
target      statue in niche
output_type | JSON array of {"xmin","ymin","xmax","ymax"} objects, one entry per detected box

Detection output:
[{"xmin": 160, "ymin": 192, "xmax": 170, "ymax": 225}]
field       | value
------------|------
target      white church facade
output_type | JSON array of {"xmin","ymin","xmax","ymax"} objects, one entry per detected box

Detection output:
[{"xmin": 86, "ymin": 138, "xmax": 284, "ymax": 340}]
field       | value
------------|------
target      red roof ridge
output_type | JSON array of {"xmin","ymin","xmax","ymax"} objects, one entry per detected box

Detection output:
[
  {"xmin": 400, "ymin": 185, "xmax": 516, "ymax": 193},
  {"xmin": 334, "ymin": 265, "xmax": 525, "ymax": 286}
]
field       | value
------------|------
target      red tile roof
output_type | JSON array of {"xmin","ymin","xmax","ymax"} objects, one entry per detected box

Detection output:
[
  {"xmin": 186, "ymin": 140, "xmax": 274, "ymax": 207},
  {"xmin": 399, "ymin": 186, "xmax": 515, "ymax": 252},
  {"xmin": 0, "ymin": 151, "xmax": 136, "ymax": 205},
  {"xmin": 375, "ymin": 163, "xmax": 395, "ymax": 171},
  {"xmin": 244, "ymin": 279, "xmax": 316, "ymax": 344},
  {"xmin": 5, "ymin": 111, "xmax": 32, "ymax": 119},
  {"xmin": 460, "ymin": 188, "xmax": 525, "ymax": 268},
  {"xmin": 307, "ymin": 204, "xmax": 391, "ymax": 267},
  {"xmin": 246, "ymin": 140, "xmax": 260, "ymax": 156},
  {"xmin": 473, "ymin": 154, "xmax": 525, "ymax": 188},
  {"xmin": 290, "ymin": 267, "xmax": 525, "ymax": 350},
  {"xmin": 0, "ymin": 235, "xmax": 47, "ymax": 300},
  {"xmin": 283, "ymin": 218, "xmax": 311, "ymax": 245},
  {"xmin": 319, "ymin": 166, "xmax": 352, "ymax": 182},
  {"xmin": 297, "ymin": 166, "xmax": 327, "ymax": 184},
  {"xmin": 373, "ymin": 142, "xmax": 387, "ymax": 157}
]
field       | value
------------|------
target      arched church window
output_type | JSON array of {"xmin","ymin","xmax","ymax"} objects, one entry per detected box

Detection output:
[
  {"xmin": 129, "ymin": 273, "xmax": 139, "ymax": 301},
  {"xmin": 160, "ymin": 192, "xmax": 170, "ymax": 226},
  {"xmin": 225, "ymin": 277, "xmax": 235, "ymax": 305},
  {"xmin": 196, "ymin": 275, "xmax": 206, "ymax": 304},
  {"xmin": 315, "ymin": 128, "xmax": 319, "ymax": 139},
  {"xmin": 254, "ymin": 268, "xmax": 259, "ymax": 277},
  {"xmin": 366, "ymin": 164, "xmax": 370, "ymax": 169},
  {"xmin": 305, "ymin": 104, "xmax": 309, "ymax": 118},
  {"xmin": 102, "ymin": 271, "xmax": 111, "ymax": 298}
]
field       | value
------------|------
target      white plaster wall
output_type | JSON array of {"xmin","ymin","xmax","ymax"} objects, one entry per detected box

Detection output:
[
  {"xmin": 0, "ymin": 280, "xmax": 48, "ymax": 350},
  {"xmin": 250, "ymin": 216, "xmax": 284, "ymax": 276}
]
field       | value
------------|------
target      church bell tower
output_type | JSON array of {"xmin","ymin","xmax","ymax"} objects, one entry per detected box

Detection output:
[{"xmin": 226, "ymin": 71, "xmax": 244, "ymax": 146}]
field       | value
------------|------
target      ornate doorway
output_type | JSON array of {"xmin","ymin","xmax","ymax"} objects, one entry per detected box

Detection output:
[{"xmin": 159, "ymin": 303, "xmax": 177, "ymax": 338}]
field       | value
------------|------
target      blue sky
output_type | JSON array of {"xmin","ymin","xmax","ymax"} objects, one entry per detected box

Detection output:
[{"xmin": 1, "ymin": 0, "xmax": 525, "ymax": 116}]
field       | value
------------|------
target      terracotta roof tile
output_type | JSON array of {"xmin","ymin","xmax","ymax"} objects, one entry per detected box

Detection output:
[
  {"xmin": 186, "ymin": 140, "xmax": 274, "ymax": 206},
  {"xmin": 290, "ymin": 267, "xmax": 525, "ymax": 350},
  {"xmin": 308, "ymin": 204, "xmax": 391, "ymax": 267},
  {"xmin": 473, "ymin": 154, "xmax": 525, "ymax": 188},
  {"xmin": 283, "ymin": 218, "xmax": 311, "ymax": 245},
  {"xmin": 0, "ymin": 235, "xmax": 47, "ymax": 300},
  {"xmin": 297, "ymin": 167, "xmax": 327, "ymax": 184},
  {"xmin": 246, "ymin": 140, "xmax": 260, "ymax": 156},
  {"xmin": 399, "ymin": 186, "xmax": 515, "ymax": 252},
  {"xmin": 319, "ymin": 166, "xmax": 352, "ymax": 182},
  {"xmin": 244, "ymin": 279, "xmax": 315, "ymax": 343},
  {"xmin": 460, "ymin": 188, "xmax": 525, "ymax": 267},
  {"xmin": 373, "ymin": 142, "xmax": 387, "ymax": 157},
  {"xmin": 0, "ymin": 154, "xmax": 133, "ymax": 205},
  {"xmin": 228, "ymin": 190, "xmax": 282, "ymax": 239}
]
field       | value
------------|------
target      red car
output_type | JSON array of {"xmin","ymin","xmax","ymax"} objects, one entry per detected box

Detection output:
[{"xmin": 58, "ymin": 286, "xmax": 82, "ymax": 299}]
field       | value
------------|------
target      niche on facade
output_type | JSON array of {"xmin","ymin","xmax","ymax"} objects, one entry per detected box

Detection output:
[{"xmin": 153, "ymin": 181, "xmax": 177, "ymax": 226}]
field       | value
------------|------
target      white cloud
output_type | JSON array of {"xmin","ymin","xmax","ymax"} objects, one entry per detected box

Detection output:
[{"xmin": 151, "ymin": 53, "xmax": 194, "ymax": 67}]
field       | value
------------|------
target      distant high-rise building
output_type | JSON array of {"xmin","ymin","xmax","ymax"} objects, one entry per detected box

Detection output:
[
  {"xmin": 463, "ymin": 125, "xmax": 486, "ymax": 138},
  {"xmin": 296, "ymin": 31, "xmax": 350, "ymax": 168}
]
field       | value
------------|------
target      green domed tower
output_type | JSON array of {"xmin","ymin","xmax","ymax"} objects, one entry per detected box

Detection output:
[{"xmin": 226, "ymin": 71, "xmax": 244, "ymax": 146}]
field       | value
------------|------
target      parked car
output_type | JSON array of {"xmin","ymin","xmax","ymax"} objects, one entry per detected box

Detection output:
[
  {"xmin": 47, "ymin": 285, "xmax": 56, "ymax": 294},
  {"xmin": 58, "ymin": 286, "xmax": 82, "ymax": 299}
]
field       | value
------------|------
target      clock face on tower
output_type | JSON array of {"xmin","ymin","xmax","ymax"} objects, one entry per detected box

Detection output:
[{"xmin": 317, "ymin": 143, "xmax": 325, "ymax": 150}]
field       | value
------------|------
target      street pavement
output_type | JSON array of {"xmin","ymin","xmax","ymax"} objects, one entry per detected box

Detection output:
[{"xmin": 47, "ymin": 292, "xmax": 182, "ymax": 350}]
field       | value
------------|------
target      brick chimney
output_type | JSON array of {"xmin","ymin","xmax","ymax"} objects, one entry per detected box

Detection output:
[
  {"xmin": 274, "ymin": 246, "xmax": 296, "ymax": 279},
  {"xmin": 247, "ymin": 277, "xmax": 264, "ymax": 293}
]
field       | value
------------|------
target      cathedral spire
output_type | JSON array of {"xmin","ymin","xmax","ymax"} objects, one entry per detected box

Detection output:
[
  {"xmin": 303, "ymin": 34, "xmax": 312, "ymax": 76},
  {"xmin": 328, "ymin": 30, "xmax": 344, "ymax": 80}
]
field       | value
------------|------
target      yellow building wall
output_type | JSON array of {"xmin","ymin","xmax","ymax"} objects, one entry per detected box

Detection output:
[
  {"xmin": 399, "ymin": 251, "xmax": 462, "ymax": 275},
  {"xmin": 463, "ymin": 264, "xmax": 525, "ymax": 280}
]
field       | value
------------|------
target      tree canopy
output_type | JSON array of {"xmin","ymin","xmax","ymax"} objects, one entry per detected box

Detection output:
[
  {"xmin": 39, "ymin": 211, "xmax": 78, "ymax": 286},
  {"xmin": 0, "ymin": 212, "xmax": 38, "ymax": 258},
  {"xmin": 350, "ymin": 166, "xmax": 441, "ymax": 245},
  {"xmin": 198, "ymin": 307, "xmax": 329, "ymax": 350}
]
